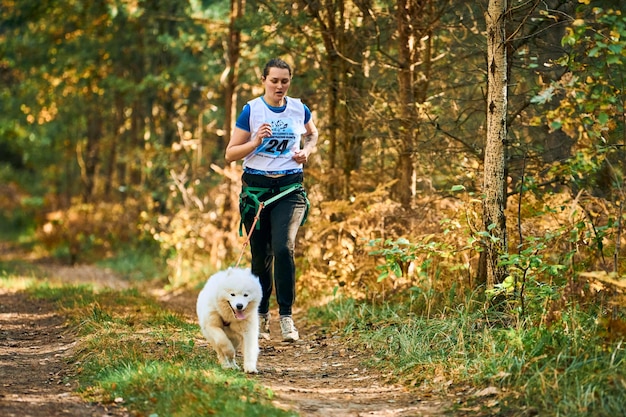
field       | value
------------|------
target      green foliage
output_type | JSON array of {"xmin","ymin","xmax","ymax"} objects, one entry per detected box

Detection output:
[
  {"xmin": 369, "ymin": 237, "xmax": 414, "ymax": 281},
  {"xmin": 311, "ymin": 295, "xmax": 626, "ymax": 416},
  {"xmin": 29, "ymin": 284, "xmax": 100, "ymax": 309},
  {"xmin": 363, "ymin": 213, "xmax": 476, "ymax": 313},
  {"xmin": 532, "ymin": 6, "xmax": 625, "ymax": 200},
  {"xmin": 0, "ymin": 177, "xmax": 42, "ymax": 241},
  {"xmin": 538, "ymin": 6, "xmax": 626, "ymax": 139},
  {"xmin": 1, "ymin": 0, "xmax": 227, "ymax": 206},
  {"xmin": 28, "ymin": 284, "xmax": 296, "ymax": 417},
  {"xmin": 94, "ymin": 361, "xmax": 289, "ymax": 417},
  {"xmin": 96, "ymin": 241, "xmax": 167, "ymax": 282},
  {"xmin": 368, "ymin": 235, "xmax": 460, "ymax": 283},
  {"xmin": 489, "ymin": 231, "xmax": 568, "ymax": 316},
  {"xmin": 140, "ymin": 164, "xmax": 244, "ymax": 287},
  {"xmin": 36, "ymin": 201, "xmax": 147, "ymax": 264}
]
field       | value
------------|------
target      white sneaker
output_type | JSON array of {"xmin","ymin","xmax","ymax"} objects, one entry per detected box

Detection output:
[
  {"xmin": 259, "ymin": 313, "xmax": 270, "ymax": 340},
  {"xmin": 279, "ymin": 316, "xmax": 299, "ymax": 342}
]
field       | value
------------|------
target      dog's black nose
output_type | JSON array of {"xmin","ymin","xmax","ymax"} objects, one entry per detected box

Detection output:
[{"xmin": 236, "ymin": 303, "xmax": 244, "ymax": 310}]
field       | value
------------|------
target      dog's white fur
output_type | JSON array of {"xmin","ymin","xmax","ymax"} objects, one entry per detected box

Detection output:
[{"xmin": 196, "ymin": 267, "xmax": 262, "ymax": 373}]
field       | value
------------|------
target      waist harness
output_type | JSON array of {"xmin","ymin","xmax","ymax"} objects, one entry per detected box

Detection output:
[{"xmin": 239, "ymin": 183, "xmax": 309, "ymax": 236}]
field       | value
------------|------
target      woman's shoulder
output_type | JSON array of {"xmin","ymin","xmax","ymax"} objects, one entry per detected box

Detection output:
[{"xmin": 285, "ymin": 96, "xmax": 306, "ymax": 110}]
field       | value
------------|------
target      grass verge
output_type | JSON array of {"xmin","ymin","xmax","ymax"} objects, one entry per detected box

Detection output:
[
  {"xmin": 309, "ymin": 296, "xmax": 626, "ymax": 416},
  {"xmin": 16, "ymin": 281, "xmax": 296, "ymax": 417},
  {"xmin": 95, "ymin": 242, "xmax": 168, "ymax": 283}
]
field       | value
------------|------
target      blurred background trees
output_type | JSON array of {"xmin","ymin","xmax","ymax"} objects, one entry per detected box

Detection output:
[{"xmin": 1, "ymin": 0, "xmax": 625, "ymax": 306}]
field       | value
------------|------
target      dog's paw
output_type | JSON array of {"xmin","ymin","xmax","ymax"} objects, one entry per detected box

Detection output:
[
  {"xmin": 221, "ymin": 358, "xmax": 240, "ymax": 370},
  {"xmin": 244, "ymin": 365, "xmax": 258, "ymax": 374},
  {"xmin": 243, "ymin": 358, "xmax": 258, "ymax": 373}
]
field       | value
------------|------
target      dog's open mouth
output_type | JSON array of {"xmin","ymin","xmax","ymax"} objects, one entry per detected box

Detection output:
[{"xmin": 230, "ymin": 305, "xmax": 247, "ymax": 320}]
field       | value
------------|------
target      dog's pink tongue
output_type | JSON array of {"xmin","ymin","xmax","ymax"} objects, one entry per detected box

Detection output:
[{"xmin": 235, "ymin": 310, "xmax": 246, "ymax": 320}]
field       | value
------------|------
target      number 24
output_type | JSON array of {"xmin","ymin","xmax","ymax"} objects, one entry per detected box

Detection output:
[{"xmin": 265, "ymin": 139, "xmax": 289, "ymax": 153}]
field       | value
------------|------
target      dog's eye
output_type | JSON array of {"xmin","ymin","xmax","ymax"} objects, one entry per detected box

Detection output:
[
  {"xmin": 243, "ymin": 293, "xmax": 249, "ymax": 297},
  {"xmin": 230, "ymin": 293, "xmax": 235, "ymax": 297}
]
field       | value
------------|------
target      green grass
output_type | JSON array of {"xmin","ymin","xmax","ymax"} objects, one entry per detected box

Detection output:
[
  {"xmin": 309, "ymin": 296, "xmax": 626, "ymax": 416},
  {"xmin": 95, "ymin": 242, "xmax": 169, "ymax": 282},
  {"xmin": 0, "ymin": 260, "xmax": 40, "ymax": 280},
  {"xmin": 22, "ymin": 283, "xmax": 297, "ymax": 417},
  {"xmin": 0, "ymin": 229, "xmax": 40, "ymax": 279},
  {"xmin": 0, "ymin": 211, "xmax": 37, "ymax": 242}
]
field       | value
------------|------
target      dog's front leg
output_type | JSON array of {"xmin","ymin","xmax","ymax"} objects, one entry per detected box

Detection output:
[
  {"xmin": 242, "ymin": 327, "xmax": 260, "ymax": 373},
  {"xmin": 207, "ymin": 326, "xmax": 239, "ymax": 370}
]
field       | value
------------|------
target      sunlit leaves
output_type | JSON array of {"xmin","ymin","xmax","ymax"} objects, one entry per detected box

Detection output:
[
  {"xmin": 529, "ymin": 85, "xmax": 555, "ymax": 105},
  {"xmin": 538, "ymin": 6, "xmax": 625, "ymax": 145},
  {"xmin": 368, "ymin": 236, "xmax": 459, "ymax": 283},
  {"xmin": 1, "ymin": 0, "xmax": 226, "ymax": 201}
]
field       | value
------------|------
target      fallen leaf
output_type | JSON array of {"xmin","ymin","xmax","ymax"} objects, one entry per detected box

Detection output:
[{"xmin": 473, "ymin": 386, "xmax": 499, "ymax": 397}]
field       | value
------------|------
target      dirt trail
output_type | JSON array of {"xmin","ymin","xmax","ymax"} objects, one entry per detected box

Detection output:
[
  {"xmin": 0, "ymin": 289, "xmax": 128, "ymax": 417},
  {"xmin": 162, "ymin": 288, "xmax": 449, "ymax": 417},
  {"xmin": 259, "ymin": 329, "xmax": 446, "ymax": 417},
  {"xmin": 0, "ymin": 248, "xmax": 451, "ymax": 416}
]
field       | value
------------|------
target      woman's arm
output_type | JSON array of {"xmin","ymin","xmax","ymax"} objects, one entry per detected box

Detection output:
[
  {"xmin": 225, "ymin": 127, "xmax": 256, "ymax": 163},
  {"xmin": 225, "ymin": 122, "xmax": 271, "ymax": 164},
  {"xmin": 293, "ymin": 120, "xmax": 319, "ymax": 164}
]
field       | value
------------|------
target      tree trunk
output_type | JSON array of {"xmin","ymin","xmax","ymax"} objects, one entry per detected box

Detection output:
[
  {"xmin": 81, "ymin": 94, "xmax": 103, "ymax": 203},
  {"xmin": 302, "ymin": 0, "xmax": 345, "ymax": 199},
  {"xmin": 482, "ymin": 0, "xmax": 509, "ymax": 288},
  {"xmin": 326, "ymin": 50, "xmax": 340, "ymax": 199},
  {"xmin": 395, "ymin": 0, "xmax": 416, "ymax": 208},
  {"xmin": 224, "ymin": 0, "xmax": 245, "ymax": 148},
  {"xmin": 104, "ymin": 95, "xmax": 124, "ymax": 199}
]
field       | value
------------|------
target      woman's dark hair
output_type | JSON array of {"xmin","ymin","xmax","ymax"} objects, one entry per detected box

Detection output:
[{"xmin": 262, "ymin": 58, "xmax": 292, "ymax": 78}]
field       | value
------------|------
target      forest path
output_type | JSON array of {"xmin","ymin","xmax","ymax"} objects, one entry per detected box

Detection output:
[
  {"xmin": 163, "ymin": 288, "xmax": 450, "ymax": 417},
  {"xmin": 0, "ymin": 243, "xmax": 453, "ymax": 416}
]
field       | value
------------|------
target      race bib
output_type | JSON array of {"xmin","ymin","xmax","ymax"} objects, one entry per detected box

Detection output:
[{"xmin": 256, "ymin": 118, "xmax": 298, "ymax": 157}]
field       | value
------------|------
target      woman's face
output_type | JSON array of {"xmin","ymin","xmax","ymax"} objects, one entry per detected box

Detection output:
[{"xmin": 262, "ymin": 67, "xmax": 291, "ymax": 106}]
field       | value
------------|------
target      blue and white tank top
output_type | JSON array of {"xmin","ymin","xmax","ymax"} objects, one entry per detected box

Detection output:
[{"xmin": 242, "ymin": 96, "xmax": 307, "ymax": 176}]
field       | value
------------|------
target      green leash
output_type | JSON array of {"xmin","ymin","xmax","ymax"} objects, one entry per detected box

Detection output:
[
  {"xmin": 238, "ymin": 183, "xmax": 308, "ymax": 236},
  {"xmin": 235, "ymin": 183, "xmax": 307, "ymax": 268}
]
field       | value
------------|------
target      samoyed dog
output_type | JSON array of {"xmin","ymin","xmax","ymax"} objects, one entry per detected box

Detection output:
[{"xmin": 196, "ymin": 267, "xmax": 263, "ymax": 373}]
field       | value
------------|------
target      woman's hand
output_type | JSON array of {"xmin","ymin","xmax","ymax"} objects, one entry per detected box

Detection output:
[
  {"xmin": 257, "ymin": 123, "xmax": 272, "ymax": 142},
  {"xmin": 293, "ymin": 149, "xmax": 309, "ymax": 164},
  {"xmin": 293, "ymin": 120, "xmax": 318, "ymax": 164},
  {"xmin": 226, "ymin": 123, "xmax": 275, "ymax": 162}
]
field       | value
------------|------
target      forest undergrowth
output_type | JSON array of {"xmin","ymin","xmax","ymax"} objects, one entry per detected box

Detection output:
[{"xmin": 5, "ymin": 162, "xmax": 626, "ymax": 415}]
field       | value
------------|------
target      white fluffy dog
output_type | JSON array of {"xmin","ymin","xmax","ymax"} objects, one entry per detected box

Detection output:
[{"xmin": 196, "ymin": 267, "xmax": 262, "ymax": 373}]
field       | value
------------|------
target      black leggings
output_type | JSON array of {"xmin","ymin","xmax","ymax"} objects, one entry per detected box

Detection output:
[{"xmin": 241, "ymin": 173, "xmax": 308, "ymax": 316}]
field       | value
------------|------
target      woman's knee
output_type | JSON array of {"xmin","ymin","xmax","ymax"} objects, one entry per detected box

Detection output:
[{"xmin": 272, "ymin": 244, "xmax": 294, "ymax": 260}]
